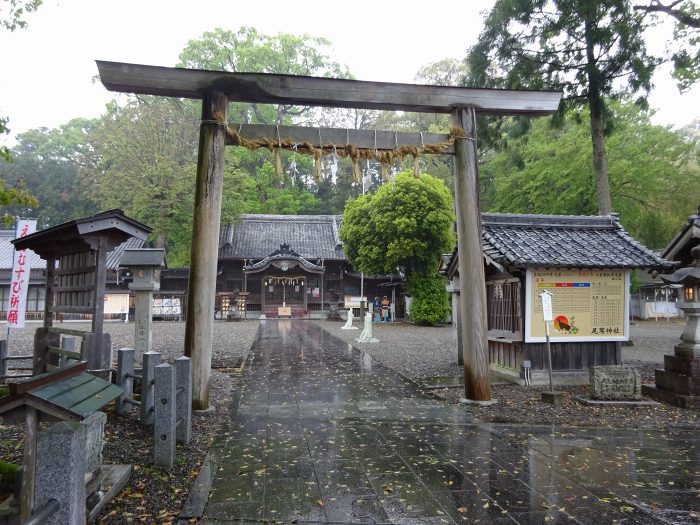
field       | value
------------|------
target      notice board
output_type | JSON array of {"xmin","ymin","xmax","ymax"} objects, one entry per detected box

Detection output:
[{"xmin": 525, "ymin": 268, "xmax": 629, "ymax": 342}]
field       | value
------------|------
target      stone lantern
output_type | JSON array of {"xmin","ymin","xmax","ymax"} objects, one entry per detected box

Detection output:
[
  {"xmin": 643, "ymin": 245, "xmax": 700, "ymax": 407},
  {"xmin": 120, "ymin": 248, "xmax": 166, "ymax": 356},
  {"xmin": 661, "ymin": 245, "xmax": 700, "ymax": 358}
]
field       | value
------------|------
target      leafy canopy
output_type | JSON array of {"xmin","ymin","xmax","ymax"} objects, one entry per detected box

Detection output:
[
  {"xmin": 468, "ymin": 0, "xmax": 660, "ymax": 214},
  {"xmin": 480, "ymin": 99, "xmax": 698, "ymax": 249},
  {"xmin": 469, "ymin": 0, "xmax": 657, "ymax": 103},
  {"xmin": 339, "ymin": 171, "xmax": 455, "ymax": 278},
  {"xmin": 406, "ymin": 274, "xmax": 451, "ymax": 326}
]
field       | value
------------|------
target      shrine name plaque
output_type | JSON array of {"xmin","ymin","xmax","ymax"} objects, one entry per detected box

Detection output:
[{"xmin": 525, "ymin": 268, "xmax": 629, "ymax": 343}]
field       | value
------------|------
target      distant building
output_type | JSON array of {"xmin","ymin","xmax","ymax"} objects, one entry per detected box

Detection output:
[{"xmin": 214, "ymin": 214, "xmax": 404, "ymax": 319}]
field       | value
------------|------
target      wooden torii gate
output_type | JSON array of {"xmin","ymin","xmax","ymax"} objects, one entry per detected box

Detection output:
[{"xmin": 96, "ymin": 61, "xmax": 561, "ymax": 409}]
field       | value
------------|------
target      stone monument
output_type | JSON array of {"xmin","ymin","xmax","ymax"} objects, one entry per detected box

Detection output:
[{"xmin": 589, "ymin": 365, "xmax": 642, "ymax": 400}]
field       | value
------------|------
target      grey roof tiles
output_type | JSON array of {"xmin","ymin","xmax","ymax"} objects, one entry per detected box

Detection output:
[
  {"xmin": 481, "ymin": 213, "xmax": 673, "ymax": 269},
  {"xmin": 219, "ymin": 214, "xmax": 345, "ymax": 260}
]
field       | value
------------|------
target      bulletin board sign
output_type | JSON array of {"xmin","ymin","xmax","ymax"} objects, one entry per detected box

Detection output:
[
  {"xmin": 103, "ymin": 293, "xmax": 130, "ymax": 315},
  {"xmin": 525, "ymin": 268, "xmax": 629, "ymax": 343}
]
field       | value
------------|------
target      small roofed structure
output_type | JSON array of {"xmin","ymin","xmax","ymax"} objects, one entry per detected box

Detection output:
[
  {"xmin": 0, "ymin": 230, "xmax": 144, "ymax": 322},
  {"xmin": 445, "ymin": 212, "xmax": 674, "ymax": 385},
  {"xmin": 12, "ymin": 210, "xmax": 151, "ymax": 377},
  {"xmin": 661, "ymin": 205, "xmax": 700, "ymax": 267}
]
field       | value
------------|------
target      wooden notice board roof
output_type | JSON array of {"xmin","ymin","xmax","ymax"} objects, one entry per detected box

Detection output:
[
  {"xmin": 96, "ymin": 61, "xmax": 562, "ymax": 117},
  {"xmin": 12, "ymin": 208, "xmax": 151, "ymax": 259},
  {"xmin": 0, "ymin": 362, "xmax": 122, "ymax": 421}
]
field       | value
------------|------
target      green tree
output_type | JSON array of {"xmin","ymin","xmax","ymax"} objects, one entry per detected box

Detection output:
[
  {"xmin": 178, "ymin": 26, "xmax": 352, "ymax": 126},
  {"xmin": 178, "ymin": 26, "xmax": 359, "ymax": 215},
  {"xmin": 406, "ymin": 274, "xmax": 451, "ymax": 326},
  {"xmin": 77, "ymin": 97, "xmax": 200, "ymax": 265},
  {"xmin": 469, "ymin": 0, "xmax": 659, "ymax": 215},
  {"xmin": 0, "ymin": 119, "xmax": 98, "ymax": 226},
  {"xmin": 634, "ymin": 0, "xmax": 700, "ymax": 90},
  {"xmin": 481, "ymin": 100, "xmax": 697, "ymax": 248},
  {"xmin": 340, "ymin": 171, "xmax": 455, "ymax": 326}
]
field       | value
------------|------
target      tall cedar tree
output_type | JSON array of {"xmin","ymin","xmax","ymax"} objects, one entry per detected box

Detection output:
[{"xmin": 468, "ymin": 0, "xmax": 658, "ymax": 214}]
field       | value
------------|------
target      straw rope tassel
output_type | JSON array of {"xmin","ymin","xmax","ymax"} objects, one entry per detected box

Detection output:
[
  {"xmin": 314, "ymin": 152, "xmax": 322, "ymax": 182},
  {"xmin": 274, "ymin": 147, "xmax": 283, "ymax": 179},
  {"xmin": 381, "ymin": 163, "xmax": 389, "ymax": 182}
]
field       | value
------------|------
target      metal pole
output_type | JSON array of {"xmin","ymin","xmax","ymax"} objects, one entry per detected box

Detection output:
[
  {"xmin": 545, "ymin": 321, "xmax": 554, "ymax": 392},
  {"xmin": 361, "ymin": 179, "xmax": 365, "ymax": 318}
]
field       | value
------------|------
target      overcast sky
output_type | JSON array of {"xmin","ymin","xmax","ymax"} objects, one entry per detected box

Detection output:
[{"xmin": 1, "ymin": 0, "xmax": 697, "ymax": 147}]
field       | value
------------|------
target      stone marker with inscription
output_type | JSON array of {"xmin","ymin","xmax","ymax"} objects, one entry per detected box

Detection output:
[{"xmin": 589, "ymin": 365, "xmax": 642, "ymax": 401}]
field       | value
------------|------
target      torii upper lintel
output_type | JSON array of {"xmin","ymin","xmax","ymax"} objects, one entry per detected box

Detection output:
[{"xmin": 96, "ymin": 60, "xmax": 561, "ymax": 116}]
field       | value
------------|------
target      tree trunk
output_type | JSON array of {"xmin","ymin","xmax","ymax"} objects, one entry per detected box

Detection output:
[
  {"xmin": 185, "ymin": 91, "xmax": 228, "ymax": 410},
  {"xmin": 585, "ymin": 14, "xmax": 613, "ymax": 215},
  {"xmin": 452, "ymin": 107, "xmax": 492, "ymax": 403}
]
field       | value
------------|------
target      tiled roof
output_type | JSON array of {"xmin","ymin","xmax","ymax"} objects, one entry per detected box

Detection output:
[
  {"xmin": 0, "ymin": 230, "xmax": 144, "ymax": 271},
  {"xmin": 481, "ymin": 213, "xmax": 673, "ymax": 270},
  {"xmin": 220, "ymin": 215, "xmax": 345, "ymax": 260},
  {"xmin": 661, "ymin": 206, "xmax": 700, "ymax": 266},
  {"xmin": 0, "ymin": 230, "xmax": 44, "ymax": 269}
]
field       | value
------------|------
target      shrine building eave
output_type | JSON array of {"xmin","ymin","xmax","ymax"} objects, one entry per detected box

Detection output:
[
  {"xmin": 245, "ymin": 252, "xmax": 325, "ymax": 275},
  {"xmin": 96, "ymin": 61, "xmax": 562, "ymax": 117}
]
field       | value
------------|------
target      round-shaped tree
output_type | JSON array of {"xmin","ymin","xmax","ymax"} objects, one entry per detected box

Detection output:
[{"xmin": 340, "ymin": 170, "xmax": 455, "ymax": 325}]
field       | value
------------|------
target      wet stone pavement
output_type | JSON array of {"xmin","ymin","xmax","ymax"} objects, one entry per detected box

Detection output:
[{"xmin": 200, "ymin": 320, "xmax": 700, "ymax": 524}]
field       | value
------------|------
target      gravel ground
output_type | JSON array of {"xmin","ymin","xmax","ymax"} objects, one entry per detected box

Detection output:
[
  {"xmin": 316, "ymin": 318, "xmax": 687, "ymax": 380},
  {"xmin": 314, "ymin": 319, "xmax": 458, "ymax": 378},
  {"xmin": 317, "ymin": 318, "xmax": 700, "ymax": 428},
  {"xmin": 0, "ymin": 317, "xmax": 697, "ymax": 523}
]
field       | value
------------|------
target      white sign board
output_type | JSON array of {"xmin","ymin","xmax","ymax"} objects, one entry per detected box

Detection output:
[
  {"xmin": 104, "ymin": 294, "xmax": 130, "ymax": 315},
  {"xmin": 540, "ymin": 291, "xmax": 554, "ymax": 322},
  {"xmin": 344, "ymin": 295, "xmax": 367, "ymax": 308},
  {"xmin": 6, "ymin": 219, "xmax": 37, "ymax": 329}
]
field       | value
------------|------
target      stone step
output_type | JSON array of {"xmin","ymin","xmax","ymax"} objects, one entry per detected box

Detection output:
[
  {"xmin": 654, "ymin": 369, "xmax": 700, "ymax": 396},
  {"xmin": 664, "ymin": 355, "xmax": 700, "ymax": 376},
  {"xmin": 642, "ymin": 384, "xmax": 700, "ymax": 409}
]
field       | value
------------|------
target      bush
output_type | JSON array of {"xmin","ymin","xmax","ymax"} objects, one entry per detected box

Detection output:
[{"xmin": 407, "ymin": 274, "xmax": 450, "ymax": 326}]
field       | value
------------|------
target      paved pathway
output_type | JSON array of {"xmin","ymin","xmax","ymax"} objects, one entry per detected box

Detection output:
[{"xmin": 200, "ymin": 320, "xmax": 700, "ymax": 524}]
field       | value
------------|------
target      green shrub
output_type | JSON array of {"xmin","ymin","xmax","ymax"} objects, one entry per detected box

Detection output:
[
  {"xmin": 0, "ymin": 462, "xmax": 17, "ymax": 489},
  {"xmin": 407, "ymin": 274, "xmax": 450, "ymax": 326}
]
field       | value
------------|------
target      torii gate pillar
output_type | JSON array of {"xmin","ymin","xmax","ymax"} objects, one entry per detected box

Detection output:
[
  {"xmin": 452, "ymin": 107, "xmax": 492, "ymax": 403},
  {"xmin": 185, "ymin": 91, "xmax": 228, "ymax": 410}
]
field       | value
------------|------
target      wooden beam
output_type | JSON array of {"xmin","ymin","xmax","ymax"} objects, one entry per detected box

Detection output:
[
  {"xmin": 228, "ymin": 123, "xmax": 454, "ymax": 153},
  {"xmin": 185, "ymin": 91, "xmax": 228, "ymax": 410},
  {"xmin": 96, "ymin": 61, "xmax": 562, "ymax": 117},
  {"xmin": 452, "ymin": 107, "xmax": 492, "ymax": 403}
]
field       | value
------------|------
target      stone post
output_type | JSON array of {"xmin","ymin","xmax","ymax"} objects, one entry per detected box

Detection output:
[
  {"xmin": 34, "ymin": 421, "xmax": 86, "ymax": 525},
  {"xmin": 134, "ymin": 290, "xmax": 154, "ymax": 358},
  {"xmin": 141, "ymin": 351, "xmax": 161, "ymax": 426},
  {"xmin": 82, "ymin": 412, "xmax": 107, "ymax": 487},
  {"xmin": 154, "ymin": 363, "xmax": 176, "ymax": 469},
  {"xmin": 175, "ymin": 356, "xmax": 192, "ymax": 444},
  {"xmin": 116, "ymin": 348, "xmax": 134, "ymax": 414}
]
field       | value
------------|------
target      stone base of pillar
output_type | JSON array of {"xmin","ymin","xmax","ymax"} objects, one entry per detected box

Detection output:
[{"xmin": 643, "ymin": 355, "xmax": 700, "ymax": 408}]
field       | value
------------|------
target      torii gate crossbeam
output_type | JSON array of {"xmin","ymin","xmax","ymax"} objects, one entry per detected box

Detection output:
[{"xmin": 96, "ymin": 61, "xmax": 561, "ymax": 409}]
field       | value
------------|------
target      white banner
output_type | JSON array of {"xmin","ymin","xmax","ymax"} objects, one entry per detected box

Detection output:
[{"xmin": 7, "ymin": 219, "xmax": 37, "ymax": 329}]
